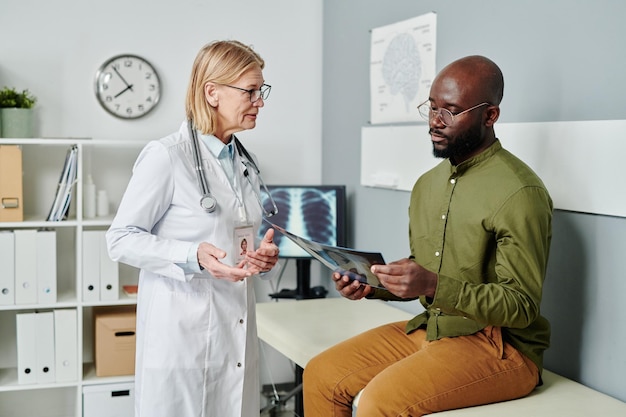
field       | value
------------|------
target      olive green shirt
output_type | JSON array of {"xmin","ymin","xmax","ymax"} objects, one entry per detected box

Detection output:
[{"xmin": 371, "ymin": 140, "xmax": 552, "ymax": 371}]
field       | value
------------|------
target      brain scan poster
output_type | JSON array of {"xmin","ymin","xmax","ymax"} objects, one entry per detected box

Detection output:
[{"xmin": 370, "ymin": 12, "xmax": 437, "ymax": 124}]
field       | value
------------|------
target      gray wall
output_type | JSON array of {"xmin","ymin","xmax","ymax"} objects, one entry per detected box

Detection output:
[{"xmin": 322, "ymin": 0, "xmax": 626, "ymax": 402}]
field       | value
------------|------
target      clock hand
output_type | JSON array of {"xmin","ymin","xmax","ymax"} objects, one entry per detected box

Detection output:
[
  {"xmin": 113, "ymin": 67, "xmax": 134, "ymax": 92},
  {"xmin": 114, "ymin": 84, "xmax": 134, "ymax": 98}
]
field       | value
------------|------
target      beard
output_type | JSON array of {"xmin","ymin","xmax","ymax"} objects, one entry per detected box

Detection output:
[{"xmin": 431, "ymin": 123, "xmax": 483, "ymax": 160}]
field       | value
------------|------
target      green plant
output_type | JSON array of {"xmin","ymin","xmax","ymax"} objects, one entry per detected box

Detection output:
[{"xmin": 0, "ymin": 86, "xmax": 37, "ymax": 108}]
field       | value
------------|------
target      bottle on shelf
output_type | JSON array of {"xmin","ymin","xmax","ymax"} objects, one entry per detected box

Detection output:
[
  {"xmin": 96, "ymin": 189, "xmax": 109, "ymax": 217},
  {"xmin": 84, "ymin": 175, "xmax": 96, "ymax": 219}
]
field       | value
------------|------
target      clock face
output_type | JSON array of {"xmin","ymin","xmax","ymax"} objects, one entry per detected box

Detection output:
[{"xmin": 95, "ymin": 54, "xmax": 161, "ymax": 119}]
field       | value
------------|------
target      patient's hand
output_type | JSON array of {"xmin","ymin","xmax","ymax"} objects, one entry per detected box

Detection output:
[{"xmin": 332, "ymin": 271, "xmax": 372, "ymax": 300}]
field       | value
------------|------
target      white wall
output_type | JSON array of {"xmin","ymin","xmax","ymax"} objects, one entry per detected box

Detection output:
[
  {"xmin": 0, "ymin": 0, "xmax": 322, "ymax": 185},
  {"xmin": 1, "ymin": 0, "xmax": 323, "ymax": 393}
]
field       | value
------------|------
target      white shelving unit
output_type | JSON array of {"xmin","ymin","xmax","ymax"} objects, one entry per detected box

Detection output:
[{"xmin": 0, "ymin": 137, "xmax": 146, "ymax": 417}]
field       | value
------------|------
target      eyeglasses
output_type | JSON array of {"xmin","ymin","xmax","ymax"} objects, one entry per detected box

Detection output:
[
  {"xmin": 221, "ymin": 83, "xmax": 271, "ymax": 103},
  {"xmin": 417, "ymin": 100, "xmax": 490, "ymax": 127}
]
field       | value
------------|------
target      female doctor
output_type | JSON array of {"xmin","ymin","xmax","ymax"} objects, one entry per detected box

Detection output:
[{"xmin": 106, "ymin": 40, "xmax": 280, "ymax": 417}]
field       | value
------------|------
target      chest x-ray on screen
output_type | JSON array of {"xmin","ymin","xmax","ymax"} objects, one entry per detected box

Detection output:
[{"xmin": 257, "ymin": 185, "xmax": 346, "ymax": 258}]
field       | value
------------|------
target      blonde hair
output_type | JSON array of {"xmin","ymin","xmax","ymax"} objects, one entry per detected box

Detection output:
[{"xmin": 185, "ymin": 40, "xmax": 265, "ymax": 135}]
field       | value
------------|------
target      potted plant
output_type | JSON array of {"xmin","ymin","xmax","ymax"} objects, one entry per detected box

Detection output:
[{"xmin": 0, "ymin": 86, "xmax": 37, "ymax": 138}]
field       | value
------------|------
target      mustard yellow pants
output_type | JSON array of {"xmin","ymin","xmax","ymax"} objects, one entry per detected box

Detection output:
[{"xmin": 303, "ymin": 322, "xmax": 539, "ymax": 417}]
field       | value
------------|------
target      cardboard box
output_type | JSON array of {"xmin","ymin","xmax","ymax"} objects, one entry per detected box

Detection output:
[
  {"xmin": 94, "ymin": 306, "xmax": 136, "ymax": 377},
  {"xmin": 83, "ymin": 382, "xmax": 134, "ymax": 417},
  {"xmin": 0, "ymin": 145, "xmax": 24, "ymax": 222}
]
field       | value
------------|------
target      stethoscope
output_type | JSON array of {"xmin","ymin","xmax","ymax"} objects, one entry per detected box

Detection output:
[{"xmin": 188, "ymin": 121, "xmax": 278, "ymax": 217}]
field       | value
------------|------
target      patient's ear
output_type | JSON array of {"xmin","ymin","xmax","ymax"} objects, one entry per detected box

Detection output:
[
  {"xmin": 485, "ymin": 105, "xmax": 500, "ymax": 127},
  {"xmin": 204, "ymin": 82, "xmax": 218, "ymax": 107}
]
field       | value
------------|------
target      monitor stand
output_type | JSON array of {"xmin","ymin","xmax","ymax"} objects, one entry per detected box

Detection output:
[{"xmin": 269, "ymin": 258, "xmax": 327, "ymax": 300}]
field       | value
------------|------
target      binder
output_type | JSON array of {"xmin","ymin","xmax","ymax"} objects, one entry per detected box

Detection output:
[
  {"xmin": 14, "ymin": 229, "xmax": 37, "ymax": 304},
  {"xmin": 16, "ymin": 313, "xmax": 37, "ymax": 384},
  {"xmin": 0, "ymin": 231, "xmax": 15, "ymax": 305},
  {"xmin": 0, "ymin": 145, "xmax": 24, "ymax": 222},
  {"xmin": 54, "ymin": 309, "xmax": 78, "ymax": 382},
  {"xmin": 37, "ymin": 230, "xmax": 58, "ymax": 304},
  {"xmin": 99, "ymin": 231, "xmax": 119, "ymax": 301},
  {"xmin": 35, "ymin": 311, "xmax": 56, "ymax": 383},
  {"xmin": 47, "ymin": 145, "xmax": 78, "ymax": 222},
  {"xmin": 82, "ymin": 230, "xmax": 101, "ymax": 302}
]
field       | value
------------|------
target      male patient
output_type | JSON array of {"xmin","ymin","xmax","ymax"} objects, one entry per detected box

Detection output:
[{"xmin": 303, "ymin": 55, "xmax": 553, "ymax": 416}]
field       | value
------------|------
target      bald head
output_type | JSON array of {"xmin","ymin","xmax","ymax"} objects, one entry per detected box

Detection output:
[
  {"xmin": 427, "ymin": 56, "xmax": 503, "ymax": 164},
  {"xmin": 436, "ymin": 55, "xmax": 504, "ymax": 106}
]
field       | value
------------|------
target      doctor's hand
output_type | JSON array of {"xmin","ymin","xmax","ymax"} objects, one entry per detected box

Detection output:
[
  {"xmin": 371, "ymin": 258, "xmax": 437, "ymax": 299},
  {"xmin": 197, "ymin": 242, "xmax": 253, "ymax": 282},
  {"xmin": 332, "ymin": 271, "xmax": 373, "ymax": 300},
  {"xmin": 245, "ymin": 228, "xmax": 279, "ymax": 275}
]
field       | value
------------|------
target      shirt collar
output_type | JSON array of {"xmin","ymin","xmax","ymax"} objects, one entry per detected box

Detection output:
[
  {"xmin": 198, "ymin": 133, "xmax": 234, "ymax": 160},
  {"xmin": 450, "ymin": 139, "xmax": 502, "ymax": 175}
]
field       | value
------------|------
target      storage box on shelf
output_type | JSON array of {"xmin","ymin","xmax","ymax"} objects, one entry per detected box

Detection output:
[
  {"xmin": 0, "ymin": 145, "xmax": 24, "ymax": 222},
  {"xmin": 93, "ymin": 306, "xmax": 136, "ymax": 378},
  {"xmin": 0, "ymin": 138, "xmax": 145, "ymax": 417},
  {"xmin": 83, "ymin": 382, "xmax": 134, "ymax": 417}
]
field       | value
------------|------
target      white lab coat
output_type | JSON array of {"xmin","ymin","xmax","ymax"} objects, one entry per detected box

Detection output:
[{"xmin": 107, "ymin": 121, "xmax": 269, "ymax": 417}]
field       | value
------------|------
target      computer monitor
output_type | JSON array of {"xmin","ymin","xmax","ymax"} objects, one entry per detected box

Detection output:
[{"xmin": 257, "ymin": 185, "xmax": 347, "ymax": 259}]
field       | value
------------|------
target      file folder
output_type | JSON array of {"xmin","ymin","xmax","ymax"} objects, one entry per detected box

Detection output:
[
  {"xmin": 14, "ymin": 229, "xmax": 37, "ymax": 304},
  {"xmin": 35, "ymin": 311, "xmax": 56, "ymax": 383},
  {"xmin": 16, "ymin": 313, "xmax": 37, "ymax": 384},
  {"xmin": 0, "ymin": 145, "xmax": 24, "ymax": 222},
  {"xmin": 82, "ymin": 230, "xmax": 101, "ymax": 302},
  {"xmin": 36, "ymin": 230, "xmax": 57, "ymax": 304},
  {"xmin": 99, "ymin": 231, "xmax": 119, "ymax": 301},
  {"xmin": 47, "ymin": 145, "xmax": 78, "ymax": 222},
  {"xmin": 0, "ymin": 231, "xmax": 15, "ymax": 305},
  {"xmin": 54, "ymin": 309, "xmax": 78, "ymax": 382}
]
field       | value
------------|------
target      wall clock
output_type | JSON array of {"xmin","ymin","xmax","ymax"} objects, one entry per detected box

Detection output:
[{"xmin": 94, "ymin": 54, "xmax": 161, "ymax": 119}]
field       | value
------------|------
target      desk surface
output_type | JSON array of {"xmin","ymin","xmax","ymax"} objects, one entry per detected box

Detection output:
[{"xmin": 256, "ymin": 297, "xmax": 414, "ymax": 368}]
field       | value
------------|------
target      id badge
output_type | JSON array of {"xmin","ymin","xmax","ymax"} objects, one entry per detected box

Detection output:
[{"xmin": 234, "ymin": 224, "xmax": 255, "ymax": 263}]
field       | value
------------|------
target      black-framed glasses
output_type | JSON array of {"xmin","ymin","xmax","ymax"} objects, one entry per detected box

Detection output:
[
  {"xmin": 221, "ymin": 83, "xmax": 271, "ymax": 103},
  {"xmin": 417, "ymin": 100, "xmax": 490, "ymax": 127}
]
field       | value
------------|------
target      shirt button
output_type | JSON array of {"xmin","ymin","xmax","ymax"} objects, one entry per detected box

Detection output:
[
  {"xmin": 239, "ymin": 319, "xmax": 244, "ymax": 324},
  {"xmin": 450, "ymin": 178, "xmax": 456, "ymax": 184},
  {"xmin": 237, "ymin": 362, "xmax": 242, "ymax": 368},
  {"xmin": 435, "ymin": 251, "xmax": 440, "ymax": 257},
  {"xmin": 441, "ymin": 214, "xmax": 446, "ymax": 220}
]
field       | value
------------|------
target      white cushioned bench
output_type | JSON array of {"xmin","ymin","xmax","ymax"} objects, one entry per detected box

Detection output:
[
  {"xmin": 353, "ymin": 369, "xmax": 626, "ymax": 416},
  {"xmin": 257, "ymin": 298, "xmax": 626, "ymax": 416}
]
